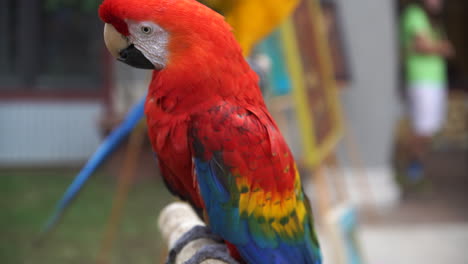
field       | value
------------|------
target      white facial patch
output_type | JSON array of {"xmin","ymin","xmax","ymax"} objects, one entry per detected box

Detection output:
[{"xmin": 126, "ymin": 20, "xmax": 169, "ymax": 69}]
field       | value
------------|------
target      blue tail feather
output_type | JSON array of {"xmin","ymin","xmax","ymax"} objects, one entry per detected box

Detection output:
[{"xmin": 40, "ymin": 96, "xmax": 146, "ymax": 235}]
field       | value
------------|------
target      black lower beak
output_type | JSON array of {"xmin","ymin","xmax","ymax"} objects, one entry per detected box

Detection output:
[{"xmin": 118, "ymin": 44, "xmax": 155, "ymax": 69}]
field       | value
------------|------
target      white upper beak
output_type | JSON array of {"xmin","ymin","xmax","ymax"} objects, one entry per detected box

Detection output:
[{"xmin": 103, "ymin": 23, "xmax": 129, "ymax": 58}]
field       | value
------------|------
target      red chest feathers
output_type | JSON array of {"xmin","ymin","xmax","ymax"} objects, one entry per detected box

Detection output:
[
  {"xmin": 145, "ymin": 97, "xmax": 188, "ymax": 154},
  {"xmin": 145, "ymin": 98, "xmax": 200, "ymax": 204}
]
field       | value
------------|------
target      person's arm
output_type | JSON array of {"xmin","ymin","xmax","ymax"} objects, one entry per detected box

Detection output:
[{"xmin": 412, "ymin": 33, "xmax": 454, "ymax": 58}]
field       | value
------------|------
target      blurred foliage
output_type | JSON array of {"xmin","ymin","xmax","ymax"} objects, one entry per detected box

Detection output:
[
  {"xmin": 0, "ymin": 169, "xmax": 173, "ymax": 264},
  {"xmin": 44, "ymin": 0, "xmax": 101, "ymax": 13}
]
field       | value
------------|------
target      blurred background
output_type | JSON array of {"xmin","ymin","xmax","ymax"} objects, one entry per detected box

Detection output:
[{"xmin": 0, "ymin": 0, "xmax": 467, "ymax": 264}]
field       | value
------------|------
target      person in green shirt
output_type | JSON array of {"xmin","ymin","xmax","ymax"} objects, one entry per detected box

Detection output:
[{"xmin": 400, "ymin": 0, "xmax": 454, "ymax": 182}]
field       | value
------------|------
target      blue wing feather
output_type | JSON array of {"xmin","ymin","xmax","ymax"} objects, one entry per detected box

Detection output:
[
  {"xmin": 195, "ymin": 158, "xmax": 248, "ymax": 244},
  {"xmin": 190, "ymin": 103, "xmax": 321, "ymax": 263},
  {"xmin": 194, "ymin": 158, "xmax": 321, "ymax": 264}
]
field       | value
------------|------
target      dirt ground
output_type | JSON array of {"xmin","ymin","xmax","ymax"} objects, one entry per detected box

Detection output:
[{"xmin": 359, "ymin": 149, "xmax": 468, "ymax": 264}]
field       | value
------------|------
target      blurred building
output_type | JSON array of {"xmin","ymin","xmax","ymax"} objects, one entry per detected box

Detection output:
[
  {"xmin": 1, "ymin": 1, "xmax": 466, "ymax": 203},
  {"xmin": 0, "ymin": 0, "xmax": 418, "ymax": 176},
  {"xmin": 0, "ymin": 1, "xmax": 108, "ymax": 166},
  {"xmin": 0, "ymin": 0, "xmax": 153, "ymax": 167}
]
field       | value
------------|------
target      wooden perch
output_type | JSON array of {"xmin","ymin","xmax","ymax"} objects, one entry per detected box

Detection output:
[{"xmin": 158, "ymin": 202, "xmax": 228, "ymax": 264}]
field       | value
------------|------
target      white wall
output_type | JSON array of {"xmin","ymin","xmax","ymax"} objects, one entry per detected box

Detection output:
[
  {"xmin": 0, "ymin": 101, "xmax": 103, "ymax": 166},
  {"xmin": 112, "ymin": 62, "xmax": 150, "ymax": 116},
  {"xmin": 335, "ymin": 0, "xmax": 401, "ymax": 206},
  {"xmin": 337, "ymin": 0, "xmax": 401, "ymax": 167},
  {"xmin": 0, "ymin": 60, "xmax": 150, "ymax": 167}
]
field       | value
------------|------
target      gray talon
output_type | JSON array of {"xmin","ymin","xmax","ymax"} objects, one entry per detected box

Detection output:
[
  {"xmin": 183, "ymin": 244, "xmax": 239, "ymax": 264},
  {"xmin": 166, "ymin": 225, "xmax": 228, "ymax": 264}
]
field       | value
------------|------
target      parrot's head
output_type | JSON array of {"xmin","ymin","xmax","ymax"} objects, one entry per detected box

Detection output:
[{"xmin": 99, "ymin": 0, "xmax": 243, "ymax": 72}]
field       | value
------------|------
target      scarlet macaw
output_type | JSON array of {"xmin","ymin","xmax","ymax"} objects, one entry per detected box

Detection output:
[
  {"xmin": 42, "ymin": 1, "xmax": 298, "ymax": 230},
  {"xmin": 97, "ymin": 0, "xmax": 321, "ymax": 263}
]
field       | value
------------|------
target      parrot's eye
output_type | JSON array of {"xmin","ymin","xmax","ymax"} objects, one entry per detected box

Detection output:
[{"xmin": 141, "ymin": 26, "xmax": 152, "ymax": 35}]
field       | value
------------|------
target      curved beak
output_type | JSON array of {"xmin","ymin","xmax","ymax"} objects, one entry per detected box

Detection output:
[{"xmin": 103, "ymin": 23, "xmax": 155, "ymax": 69}]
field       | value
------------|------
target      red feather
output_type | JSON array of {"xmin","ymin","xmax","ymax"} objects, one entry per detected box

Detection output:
[
  {"xmin": 99, "ymin": 2, "xmax": 321, "ymax": 263},
  {"xmin": 99, "ymin": 0, "xmax": 282, "ymax": 209}
]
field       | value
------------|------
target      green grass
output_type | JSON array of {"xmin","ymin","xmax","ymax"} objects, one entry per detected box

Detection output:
[{"xmin": 0, "ymin": 169, "xmax": 174, "ymax": 264}]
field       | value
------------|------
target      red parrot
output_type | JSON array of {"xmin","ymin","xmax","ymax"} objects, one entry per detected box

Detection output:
[{"xmin": 99, "ymin": 0, "xmax": 321, "ymax": 263}]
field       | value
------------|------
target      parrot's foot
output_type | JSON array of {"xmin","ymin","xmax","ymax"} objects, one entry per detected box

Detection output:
[
  {"xmin": 166, "ymin": 225, "xmax": 238, "ymax": 264},
  {"xmin": 184, "ymin": 244, "xmax": 239, "ymax": 264}
]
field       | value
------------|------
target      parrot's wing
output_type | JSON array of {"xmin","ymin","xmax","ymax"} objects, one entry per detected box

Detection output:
[
  {"xmin": 40, "ymin": 96, "xmax": 146, "ymax": 237},
  {"xmin": 190, "ymin": 102, "xmax": 321, "ymax": 264}
]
